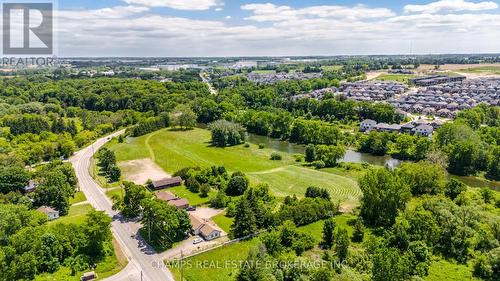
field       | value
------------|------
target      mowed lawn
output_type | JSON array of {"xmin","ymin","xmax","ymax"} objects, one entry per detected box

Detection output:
[
  {"xmin": 110, "ymin": 128, "xmax": 361, "ymax": 202},
  {"xmin": 248, "ymin": 165, "xmax": 362, "ymax": 200},
  {"xmin": 373, "ymin": 73, "xmax": 417, "ymax": 84},
  {"xmin": 459, "ymin": 66, "xmax": 500, "ymax": 75},
  {"xmin": 168, "ymin": 239, "xmax": 259, "ymax": 281}
]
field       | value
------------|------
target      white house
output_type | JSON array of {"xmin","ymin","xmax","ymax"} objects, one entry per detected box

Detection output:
[
  {"xmin": 36, "ymin": 206, "xmax": 59, "ymax": 220},
  {"xmin": 189, "ymin": 214, "xmax": 222, "ymax": 241},
  {"xmin": 360, "ymin": 119, "xmax": 377, "ymax": 132},
  {"xmin": 413, "ymin": 125, "xmax": 434, "ymax": 137}
]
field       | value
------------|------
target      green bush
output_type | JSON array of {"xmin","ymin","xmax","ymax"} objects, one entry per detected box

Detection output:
[
  {"xmin": 314, "ymin": 160, "xmax": 325, "ymax": 169},
  {"xmin": 270, "ymin": 152, "xmax": 282, "ymax": 161}
]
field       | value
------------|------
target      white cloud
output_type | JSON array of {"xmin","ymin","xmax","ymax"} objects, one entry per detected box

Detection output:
[
  {"xmin": 122, "ymin": 0, "xmax": 223, "ymax": 10},
  {"xmin": 241, "ymin": 3, "xmax": 395, "ymax": 22},
  {"xmin": 52, "ymin": 3, "xmax": 500, "ymax": 56},
  {"xmin": 225, "ymin": 15, "xmax": 231, "ymax": 19},
  {"xmin": 404, "ymin": 0, "xmax": 498, "ymax": 14}
]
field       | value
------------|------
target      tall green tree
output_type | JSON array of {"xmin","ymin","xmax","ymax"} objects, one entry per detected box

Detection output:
[{"xmin": 359, "ymin": 169, "xmax": 411, "ymax": 227}]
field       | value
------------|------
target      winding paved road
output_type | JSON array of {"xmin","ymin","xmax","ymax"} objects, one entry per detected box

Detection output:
[{"xmin": 70, "ymin": 131, "xmax": 174, "ymax": 281}]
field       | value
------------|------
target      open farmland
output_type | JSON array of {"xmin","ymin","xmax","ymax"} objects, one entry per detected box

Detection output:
[{"xmin": 109, "ymin": 128, "xmax": 361, "ymax": 203}]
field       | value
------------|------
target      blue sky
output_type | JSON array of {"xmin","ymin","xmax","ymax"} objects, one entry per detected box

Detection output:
[{"xmin": 47, "ymin": 0, "xmax": 500, "ymax": 56}]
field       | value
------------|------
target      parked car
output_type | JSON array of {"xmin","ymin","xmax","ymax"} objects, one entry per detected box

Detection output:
[
  {"xmin": 186, "ymin": 206, "xmax": 196, "ymax": 211},
  {"xmin": 193, "ymin": 238, "xmax": 203, "ymax": 244}
]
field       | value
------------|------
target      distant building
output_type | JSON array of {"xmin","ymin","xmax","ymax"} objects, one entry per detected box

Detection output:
[
  {"xmin": 410, "ymin": 75, "xmax": 465, "ymax": 86},
  {"xmin": 360, "ymin": 119, "xmax": 377, "ymax": 132},
  {"xmin": 190, "ymin": 214, "xmax": 222, "ymax": 241},
  {"xmin": 37, "ymin": 206, "xmax": 59, "ymax": 220},
  {"xmin": 100, "ymin": 70, "xmax": 115, "ymax": 76},
  {"xmin": 151, "ymin": 177, "xmax": 183, "ymax": 190},
  {"xmin": 80, "ymin": 271, "xmax": 97, "ymax": 281},
  {"xmin": 23, "ymin": 180, "xmax": 38, "ymax": 193},
  {"xmin": 233, "ymin": 61, "xmax": 258, "ymax": 69},
  {"xmin": 413, "ymin": 124, "xmax": 434, "ymax": 137}
]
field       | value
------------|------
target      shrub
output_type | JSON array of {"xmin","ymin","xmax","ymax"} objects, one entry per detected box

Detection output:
[
  {"xmin": 244, "ymin": 143, "xmax": 250, "ymax": 148},
  {"xmin": 270, "ymin": 152, "xmax": 282, "ymax": 161},
  {"xmin": 294, "ymin": 154, "xmax": 304, "ymax": 162},
  {"xmin": 258, "ymin": 143, "xmax": 265, "ymax": 149},
  {"xmin": 314, "ymin": 160, "xmax": 326, "ymax": 169}
]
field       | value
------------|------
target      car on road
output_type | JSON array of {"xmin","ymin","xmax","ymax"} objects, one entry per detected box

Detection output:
[
  {"xmin": 193, "ymin": 238, "xmax": 204, "ymax": 244},
  {"xmin": 186, "ymin": 206, "xmax": 196, "ymax": 211}
]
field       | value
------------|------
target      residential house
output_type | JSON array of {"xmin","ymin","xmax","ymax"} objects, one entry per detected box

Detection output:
[
  {"xmin": 360, "ymin": 119, "xmax": 377, "ymax": 132},
  {"xmin": 413, "ymin": 125, "xmax": 434, "ymax": 137},
  {"xmin": 189, "ymin": 214, "xmax": 222, "ymax": 241},
  {"xmin": 37, "ymin": 206, "xmax": 59, "ymax": 220}
]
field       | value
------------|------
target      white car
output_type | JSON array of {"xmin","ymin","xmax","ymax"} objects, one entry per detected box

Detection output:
[{"xmin": 193, "ymin": 238, "xmax": 204, "ymax": 244}]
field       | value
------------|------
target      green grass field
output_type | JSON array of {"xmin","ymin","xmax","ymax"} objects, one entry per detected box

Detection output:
[
  {"xmin": 425, "ymin": 259, "xmax": 480, "ymax": 281},
  {"xmin": 169, "ymin": 185, "xmax": 217, "ymax": 206},
  {"xmin": 168, "ymin": 239, "xmax": 259, "ymax": 281},
  {"xmin": 48, "ymin": 203, "xmax": 94, "ymax": 226},
  {"xmin": 109, "ymin": 128, "xmax": 361, "ymax": 202},
  {"xmin": 321, "ymin": 65, "xmax": 343, "ymax": 71},
  {"xmin": 69, "ymin": 191, "xmax": 87, "ymax": 205},
  {"xmin": 212, "ymin": 213, "xmax": 234, "ymax": 233},
  {"xmin": 373, "ymin": 73, "xmax": 417, "ymax": 84},
  {"xmin": 459, "ymin": 66, "xmax": 500, "ymax": 75},
  {"xmin": 251, "ymin": 70, "xmax": 276, "ymax": 74}
]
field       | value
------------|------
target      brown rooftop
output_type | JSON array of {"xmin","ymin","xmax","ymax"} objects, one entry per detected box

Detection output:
[
  {"xmin": 155, "ymin": 191, "xmax": 177, "ymax": 202},
  {"xmin": 152, "ymin": 176, "xmax": 183, "ymax": 189},
  {"xmin": 36, "ymin": 206, "xmax": 57, "ymax": 214},
  {"xmin": 167, "ymin": 198, "xmax": 189, "ymax": 209}
]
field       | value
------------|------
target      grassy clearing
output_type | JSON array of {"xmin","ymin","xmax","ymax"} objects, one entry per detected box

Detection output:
[
  {"xmin": 169, "ymin": 185, "xmax": 216, "ymax": 206},
  {"xmin": 168, "ymin": 239, "xmax": 259, "ymax": 281},
  {"xmin": 212, "ymin": 213, "xmax": 234, "ymax": 233},
  {"xmin": 373, "ymin": 73, "xmax": 417, "ymax": 84},
  {"xmin": 112, "ymin": 128, "xmax": 294, "ymax": 173},
  {"xmin": 48, "ymin": 203, "xmax": 93, "ymax": 226},
  {"xmin": 106, "ymin": 187, "xmax": 125, "ymax": 201},
  {"xmin": 425, "ymin": 258, "xmax": 479, "ymax": 281},
  {"xmin": 110, "ymin": 128, "xmax": 361, "ymax": 203},
  {"xmin": 69, "ymin": 191, "xmax": 87, "ymax": 205},
  {"xmin": 297, "ymin": 214, "xmax": 360, "ymax": 242},
  {"xmin": 459, "ymin": 66, "xmax": 500, "ymax": 75},
  {"xmin": 321, "ymin": 65, "xmax": 342, "ymax": 71},
  {"xmin": 251, "ymin": 70, "xmax": 276, "ymax": 74},
  {"xmin": 450, "ymin": 174, "xmax": 500, "ymax": 191},
  {"xmin": 249, "ymin": 165, "xmax": 361, "ymax": 200}
]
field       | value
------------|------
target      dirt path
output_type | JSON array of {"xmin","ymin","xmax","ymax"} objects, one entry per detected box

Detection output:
[
  {"xmin": 145, "ymin": 131, "xmax": 161, "ymax": 162},
  {"xmin": 247, "ymin": 165, "xmax": 295, "ymax": 175},
  {"xmin": 118, "ymin": 159, "xmax": 171, "ymax": 185}
]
